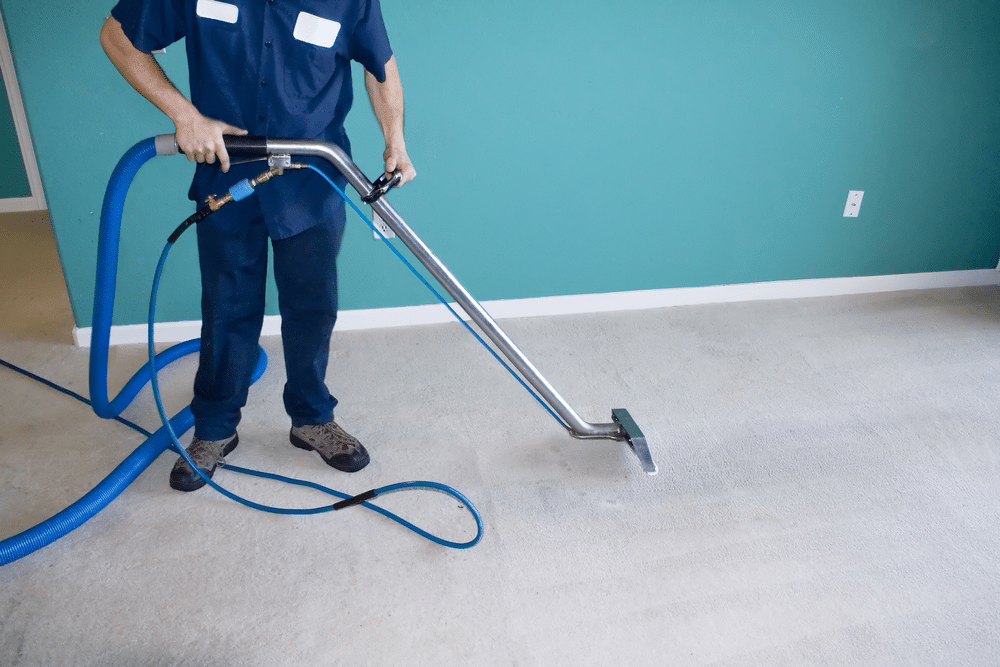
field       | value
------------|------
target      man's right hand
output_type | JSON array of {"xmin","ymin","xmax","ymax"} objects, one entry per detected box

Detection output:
[
  {"xmin": 174, "ymin": 111, "xmax": 247, "ymax": 173},
  {"xmin": 101, "ymin": 16, "xmax": 247, "ymax": 173}
]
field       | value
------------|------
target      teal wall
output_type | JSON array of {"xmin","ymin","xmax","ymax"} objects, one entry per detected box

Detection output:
[
  {"xmin": 0, "ymin": 65, "xmax": 31, "ymax": 199},
  {"xmin": 2, "ymin": 0, "xmax": 999, "ymax": 328}
]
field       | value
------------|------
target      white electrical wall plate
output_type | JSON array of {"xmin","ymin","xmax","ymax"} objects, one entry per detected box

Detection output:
[
  {"xmin": 844, "ymin": 190, "xmax": 864, "ymax": 217},
  {"xmin": 372, "ymin": 209, "xmax": 395, "ymax": 239}
]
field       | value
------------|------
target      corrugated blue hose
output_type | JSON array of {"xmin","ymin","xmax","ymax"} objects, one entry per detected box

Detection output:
[{"xmin": 0, "ymin": 138, "xmax": 234, "ymax": 566}]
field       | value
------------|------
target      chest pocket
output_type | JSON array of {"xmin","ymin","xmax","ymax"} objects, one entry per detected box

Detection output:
[
  {"xmin": 282, "ymin": 11, "xmax": 344, "ymax": 100},
  {"xmin": 196, "ymin": 0, "xmax": 240, "ymax": 33}
]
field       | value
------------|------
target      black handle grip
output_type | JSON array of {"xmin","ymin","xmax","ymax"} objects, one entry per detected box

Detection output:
[
  {"xmin": 223, "ymin": 135, "xmax": 269, "ymax": 158},
  {"xmin": 362, "ymin": 171, "xmax": 402, "ymax": 204}
]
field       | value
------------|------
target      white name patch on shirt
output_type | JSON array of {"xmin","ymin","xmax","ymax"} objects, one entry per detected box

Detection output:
[
  {"xmin": 196, "ymin": 0, "xmax": 239, "ymax": 24},
  {"xmin": 293, "ymin": 12, "xmax": 342, "ymax": 48}
]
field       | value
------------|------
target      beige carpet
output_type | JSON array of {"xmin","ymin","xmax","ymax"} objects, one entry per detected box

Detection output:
[{"xmin": 2, "ymin": 211, "xmax": 1000, "ymax": 666}]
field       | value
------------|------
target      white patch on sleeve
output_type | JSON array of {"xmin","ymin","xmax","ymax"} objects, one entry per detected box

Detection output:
[
  {"xmin": 293, "ymin": 12, "xmax": 342, "ymax": 48},
  {"xmin": 196, "ymin": 0, "xmax": 239, "ymax": 24}
]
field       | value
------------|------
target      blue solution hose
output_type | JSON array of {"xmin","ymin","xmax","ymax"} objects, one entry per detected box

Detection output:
[{"xmin": 146, "ymin": 198, "xmax": 482, "ymax": 549}]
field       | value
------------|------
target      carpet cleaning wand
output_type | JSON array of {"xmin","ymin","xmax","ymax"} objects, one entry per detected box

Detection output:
[{"xmin": 173, "ymin": 134, "xmax": 659, "ymax": 475}]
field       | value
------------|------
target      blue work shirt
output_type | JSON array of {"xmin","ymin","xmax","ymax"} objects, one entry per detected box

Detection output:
[{"xmin": 111, "ymin": 0, "xmax": 394, "ymax": 239}]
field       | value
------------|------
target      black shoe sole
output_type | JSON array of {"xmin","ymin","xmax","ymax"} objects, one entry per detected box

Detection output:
[
  {"xmin": 290, "ymin": 432, "xmax": 370, "ymax": 473},
  {"xmin": 169, "ymin": 434, "xmax": 239, "ymax": 492}
]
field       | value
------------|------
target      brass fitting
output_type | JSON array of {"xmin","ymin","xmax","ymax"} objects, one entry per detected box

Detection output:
[
  {"xmin": 206, "ymin": 193, "xmax": 232, "ymax": 211},
  {"xmin": 249, "ymin": 165, "xmax": 285, "ymax": 186}
]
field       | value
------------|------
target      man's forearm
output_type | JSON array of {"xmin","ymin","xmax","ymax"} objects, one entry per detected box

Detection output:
[
  {"xmin": 365, "ymin": 56, "xmax": 406, "ymax": 147},
  {"xmin": 365, "ymin": 56, "xmax": 416, "ymax": 184},
  {"xmin": 99, "ymin": 16, "xmax": 197, "ymax": 127}
]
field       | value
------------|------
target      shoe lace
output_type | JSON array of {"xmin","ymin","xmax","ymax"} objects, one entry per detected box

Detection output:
[
  {"xmin": 318, "ymin": 423, "xmax": 357, "ymax": 454},
  {"xmin": 189, "ymin": 438, "xmax": 227, "ymax": 469}
]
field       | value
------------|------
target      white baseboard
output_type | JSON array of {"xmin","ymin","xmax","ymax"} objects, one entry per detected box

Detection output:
[
  {"xmin": 0, "ymin": 196, "xmax": 45, "ymax": 213},
  {"xmin": 73, "ymin": 318, "xmax": 283, "ymax": 348},
  {"xmin": 73, "ymin": 269, "xmax": 1000, "ymax": 348}
]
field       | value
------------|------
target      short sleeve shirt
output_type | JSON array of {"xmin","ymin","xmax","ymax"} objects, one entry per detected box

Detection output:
[{"xmin": 110, "ymin": 0, "xmax": 394, "ymax": 239}]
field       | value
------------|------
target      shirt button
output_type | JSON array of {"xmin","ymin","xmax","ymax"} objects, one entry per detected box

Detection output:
[
  {"xmin": 261, "ymin": 81, "xmax": 268, "ymax": 87},
  {"xmin": 265, "ymin": 40, "xmax": 272, "ymax": 47}
]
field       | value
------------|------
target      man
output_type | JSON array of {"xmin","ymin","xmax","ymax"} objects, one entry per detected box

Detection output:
[{"xmin": 100, "ymin": 0, "xmax": 415, "ymax": 491}]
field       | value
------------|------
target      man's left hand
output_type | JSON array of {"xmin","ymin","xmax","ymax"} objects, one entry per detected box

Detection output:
[{"xmin": 383, "ymin": 144, "xmax": 416, "ymax": 186}]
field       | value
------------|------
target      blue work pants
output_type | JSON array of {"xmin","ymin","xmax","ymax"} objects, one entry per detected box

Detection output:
[{"xmin": 190, "ymin": 195, "xmax": 344, "ymax": 440}]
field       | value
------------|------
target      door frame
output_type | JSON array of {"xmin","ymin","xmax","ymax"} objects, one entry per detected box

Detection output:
[{"xmin": 0, "ymin": 8, "xmax": 46, "ymax": 213}]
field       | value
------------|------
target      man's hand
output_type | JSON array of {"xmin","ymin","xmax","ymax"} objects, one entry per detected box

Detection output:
[
  {"xmin": 383, "ymin": 144, "xmax": 416, "ymax": 186},
  {"xmin": 175, "ymin": 111, "xmax": 247, "ymax": 173}
]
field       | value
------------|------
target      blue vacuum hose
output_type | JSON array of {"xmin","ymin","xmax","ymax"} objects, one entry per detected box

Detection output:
[
  {"xmin": 0, "ymin": 412, "xmax": 190, "ymax": 566},
  {"xmin": 0, "ymin": 138, "xmax": 266, "ymax": 566},
  {"xmin": 89, "ymin": 138, "xmax": 203, "ymax": 417}
]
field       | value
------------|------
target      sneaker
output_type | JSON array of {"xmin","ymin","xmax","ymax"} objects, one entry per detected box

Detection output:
[
  {"xmin": 169, "ymin": 433, "xmax": 239, "ymax": 492},
  {"xmin": 290, "ymin": 421, "xmax": 370, "ymax": 472}
]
